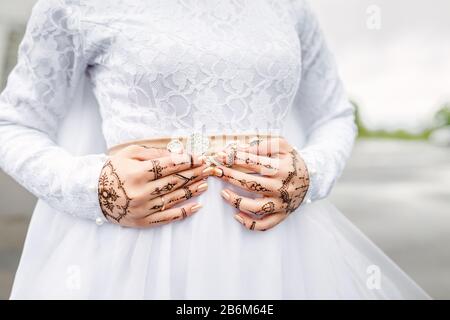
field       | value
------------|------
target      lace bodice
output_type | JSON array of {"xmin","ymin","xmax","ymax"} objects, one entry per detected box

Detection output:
[{"xmin": 0, "ymin": 0, "xmax": 356, "ymax": 221}]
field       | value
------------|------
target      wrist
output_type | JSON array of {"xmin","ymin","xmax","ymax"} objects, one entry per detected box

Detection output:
[
  {"xmin": 63, "ymin": 153, "xmax": 110, "ymax": 223},
  {"xmin": 93, "ymin": 154, "xmax": 111, "ymax": 225},
  {"xmin": 295, "ymin": 148, "xmax": 318, "ymax": 205}
]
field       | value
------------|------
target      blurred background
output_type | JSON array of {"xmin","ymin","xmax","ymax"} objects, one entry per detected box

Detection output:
[{"xmin": 0, "ymin": 0, "xmax": 449, "ymax": 299}]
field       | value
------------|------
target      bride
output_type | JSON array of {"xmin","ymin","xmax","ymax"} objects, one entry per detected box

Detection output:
[{"xmin": 0, "ymin": 0, "xmax": 429, "ymax": 299}]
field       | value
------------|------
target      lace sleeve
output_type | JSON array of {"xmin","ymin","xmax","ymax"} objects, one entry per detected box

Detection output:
[
  {"xmin": 0, "ymin": 0, "xmax": 107, "ymax": 221},
  {"xmin": 291, "ymin": 0, "xmax": 357, "ymax": 202}
]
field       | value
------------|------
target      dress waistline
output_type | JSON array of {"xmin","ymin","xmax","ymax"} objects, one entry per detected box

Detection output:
[{"xmin": 107, "ymin": 133, "xmax": 281, "ymax": 173}]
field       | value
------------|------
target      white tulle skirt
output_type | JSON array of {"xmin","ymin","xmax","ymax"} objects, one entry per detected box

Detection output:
[
  {"xmin": 10, "ymin": 176, "xmax": 429, "ymax": 299},
  {"xmin": 9, "ymin": 77, "xmax": 430, "ymax": 299}
]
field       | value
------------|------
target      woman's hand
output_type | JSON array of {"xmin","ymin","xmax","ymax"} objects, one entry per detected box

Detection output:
[
  {"xmin": 213, "ymin": 137, "xmax": 310, "ymax": 231},
  {"xmin": 98, "ymin": 145, "xmax": 213, "ymax": 227}
]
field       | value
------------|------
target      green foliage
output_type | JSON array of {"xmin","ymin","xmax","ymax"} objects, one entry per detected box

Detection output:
[
  {"xmin": 434, "ymin": 104, "xmax": 450, "ymax": 127},
  {"xmin": 351, "ymin": 100, "xmax": 439, "ymax": 141}
]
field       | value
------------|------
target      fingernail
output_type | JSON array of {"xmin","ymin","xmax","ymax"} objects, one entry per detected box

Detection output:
[
  {"xmin": 217, "ymin": 151, "xmax": 227, "ymax": 157},
  {"xmin": 191, "ymin": 204, "xmax": 202, "ymax": 213},
  {"xmin": 213, "ymin": 167, "xmax": 223, "ymax": 176},
  {"xmin": 234, "ymin": 214, "xmax": 245, "ymax": 225},
  {"xmin": 197, "ymin": 182, "xmax": 208, "ymax": 192},
  {"xmin": 221, "ymin": 189, "xmax": 230, "ymax": 200},
  {"xmin": 239, "ymin": 143, "xmax": 250, "ymax": 149},
  {"xmin": 202, "ymin": 167, "xmax": 214, "ymax": 177}
]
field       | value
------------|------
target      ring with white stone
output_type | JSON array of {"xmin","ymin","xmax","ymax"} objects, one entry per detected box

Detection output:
[
  {"xmin": 226, "ymin": 151, "xmax": 234, "ymax": 167},
  {"xmin": 223, "ymin": 142, "xmax": 238, "ymax": 167},
  {"xmin": 186, "ymin": 132, "xmax": 210, "ymax": 156},
  {"xmin": 166, "ymin": 139, "xmax": 184, "ymax": 154}
]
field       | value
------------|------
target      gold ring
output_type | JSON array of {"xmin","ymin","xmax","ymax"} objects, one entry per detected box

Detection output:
[
  {"xmin": 215, "ymin": 167, "xmax": 224, "ymax": 178},
  {"xmin": 161, "ymin": 196, "xmax": 166, "ymax": 211}
]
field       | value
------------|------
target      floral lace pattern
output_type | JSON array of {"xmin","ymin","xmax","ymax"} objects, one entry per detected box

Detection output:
[
  {"xmin": 82, "ymin": 0, "xmax": 303, "ymax": 144},
  {"xmin": 0, "ymin": 0, "xmax": 356, "ymax": 221}
]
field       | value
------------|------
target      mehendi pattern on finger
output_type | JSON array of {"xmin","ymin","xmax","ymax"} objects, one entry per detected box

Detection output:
[
  {"xmin": 261, "ymin": 201, "xmax": 276, "ymax": 215},
  {"xmin": 233, "ymin": 197, "xmax": 242, "ymax": 209},
  {"xmin": 223, "ymin": 173, "xmax": 271, "ymax": 193},
  {"xmin": 149, "ymin": 219, "xmax": 166, "ymax": 224},
  {"xmin": 98, "ymin": 160, "xmax": 132, "ymax": 223},
  {"xmin": 151, "ymin": 182, "xmax": 177, "ymax": 195},
  {"xmin": 235, "ymin": 156, "xmax": 274, "ymax": 170},
  {"xmin": 181, "ymin": 208, "xmax": 187, "ymax": 219},
  {"xmin": 139, "ymin": 145, "xmax": 166, "ymax": 150},
  {"xmin": 249, "ymin": 200, "xmax": 276, "ymax": 215},
  {"xmin": 183, "ymin": 186, "xmax": 193, "ymax": 200},
  {"xmin": 171, "ymin": 194, "xmax": 187, "ymax": 203},
  {"xmin": 250, "ymin": 221, "xmax": 256, "ymax": 230},
  {"xmin": 244, "ymin": 180, "xmax": 271, "ymax": 192},
  {"xmin": 150, "ymin": 204, "xmax": 163, "ymax": 211},
  {"xmin": 149, "ymin": 159, "xmax": 163, "ymax": 180},
  {"xmin": 174, "ymin": 172, "xmax": 197, "ymax": 187},
  {"xmin": 149, "ymin": 215, "xmax": 181, "ymax": 225}
]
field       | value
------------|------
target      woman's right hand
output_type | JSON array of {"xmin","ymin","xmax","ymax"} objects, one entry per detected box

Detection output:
[{"xmin": 98, "ymin": 144, "xmax": 213, "ymax": 227}]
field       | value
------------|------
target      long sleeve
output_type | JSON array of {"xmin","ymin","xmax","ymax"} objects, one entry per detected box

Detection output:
[
  {"xmin": 0, "ymin": 0, "xmax": 107, "ymax": 221},
  {"xmin": 291, "ymin": 0, "xmax": 357, "ymax": 201}
]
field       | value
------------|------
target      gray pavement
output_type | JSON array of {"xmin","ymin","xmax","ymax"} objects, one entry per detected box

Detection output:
[
  {"xmin": 0, "ymin": 139, "xmax": 449, "ymax": 299},
  {"xmin": 330, "ymin": 140, "xmax": 450, "ymax": 299}
]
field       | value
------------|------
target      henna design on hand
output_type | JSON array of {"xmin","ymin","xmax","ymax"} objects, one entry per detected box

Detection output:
[
  {"xmin": 252, "ymin": 201, "xmax": 275, "ymax": 215},
  {"xmin": 278, "ymin": 149, "xmax": 309, "ymax": 214},
  {"xmin": 150, "ymin": 204, "xmax": 163, "ymax": 211},
  {"xmin": 250, "ymin": 221, "xmax": 256, "ymax": 230},
  {"xmin": 151, "ymin": 182, "xmax": 177, "ymax": 195},
  {"xmin": 174, "ymin": 173, "xmax": 197, "ymax": 187},
  {"xmin": 139, "ymin": 145, "xmax": 166, "ymax": 150},
  {"xmin": 149, "ymin": 214, "xmax": 183, "ymax": 225},
  {"xmin": 98, "ymin": 160, "xmax": 132, "ymax": 223},
  {"xmin": 149, "ymin": 219, "xmax": 166, "ymax": 225},
  {"xmin": 244, "ymin": 180, "xmax": 271, "ymax": 192},
  {"xmin": 149, "ymin": 159, "xmax": 163, "ymax": 180},
  {"xmin": 233, "ymin": 197, "xmax": 242, "ymax": 209},
  {"xmin": 235, "ymin": 156, "xmax": 275, "ymax": 170},
  {"xmin": 223, "ymin": 173, "xmax": 271, "ymax": 193},
  {"xmin": 183, "ymin": 186, "xmax": 193, "ymax": 200}
]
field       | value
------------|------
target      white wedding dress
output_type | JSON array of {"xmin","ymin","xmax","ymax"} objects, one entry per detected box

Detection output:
[{"xmin": 0, "ymin": 0, "xmax": 429, "ymax": 299}]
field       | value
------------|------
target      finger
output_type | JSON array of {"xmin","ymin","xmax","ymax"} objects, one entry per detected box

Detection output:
[
  {"xmin": 126, "ymin": 144, "xmax": 172, "ymax": 161},
  {"xmin": 236, "ymin": 137, "xmax": 289, "ymax": 156},
  {"xmin": 144, "ymin": 180, "xmax": 208, "ymax": 216},
  {"xmin": 220, "ymin": 189, "xmax": 284, "ymax": 215},
  {"xmin": 142, "ymin": 153, "xmax": 204, "ymax": 181},
  {"xmin": 233, "ymin": 211, "xmax": 287, "ymax": 231},
  {"xmin": 217, "ymin": 150, "xmax": 280, "ymax": 176},
  {"xmin": 140, "ymin": 203, "xmax": 202, "ymax": 227},
  {"xmin": 212, "ymin": 165, "xmax": 277, "ymax": 195},
  {"xmin": 143, "ymin": 164, "xmax": 213, "ymax": 200}
]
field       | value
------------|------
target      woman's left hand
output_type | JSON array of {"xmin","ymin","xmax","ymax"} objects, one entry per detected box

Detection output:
[{"xmin": 212, "ymin": 137, "xmax": 310, "ymax": 231}]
